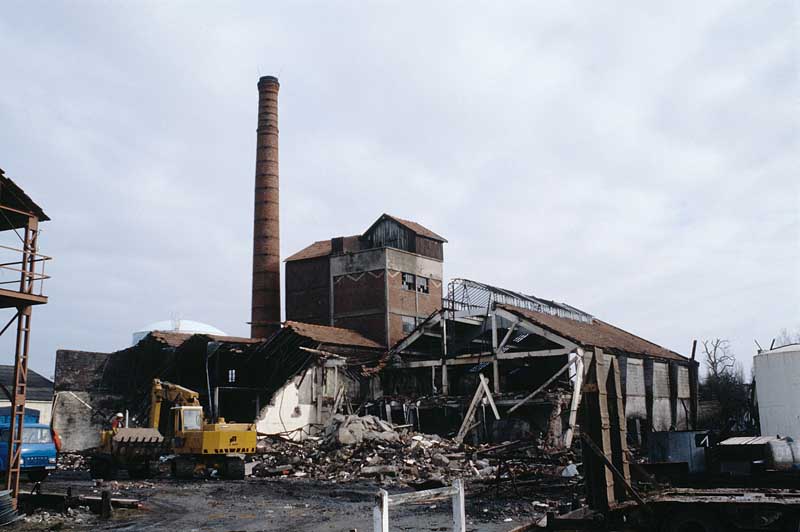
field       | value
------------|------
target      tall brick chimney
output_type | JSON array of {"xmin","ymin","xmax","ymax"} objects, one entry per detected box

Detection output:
[{"xmin": 251, "ymin": 75, "xmax": 281, "ymax": 338}]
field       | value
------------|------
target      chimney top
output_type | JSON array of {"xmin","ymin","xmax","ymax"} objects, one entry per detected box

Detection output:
[{"xmin": 258, "ymin": 75, "xmax": 280, "ymax": 87}]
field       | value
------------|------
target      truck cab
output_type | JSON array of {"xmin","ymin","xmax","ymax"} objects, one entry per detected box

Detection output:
[{"xmin": 0, "ymin": 408, "xmax": 58, "ymax": 482}]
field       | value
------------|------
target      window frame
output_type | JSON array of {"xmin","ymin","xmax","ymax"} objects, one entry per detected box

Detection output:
[{"xmin": 416, "ymin": 276, "xmax": 429, "ymax": 294}]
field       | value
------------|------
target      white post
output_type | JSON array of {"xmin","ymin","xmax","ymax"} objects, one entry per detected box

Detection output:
[
  {"xmin": 451, "ymin": 479, "xmax": 466, "ymax": 532},
  {"xmin": 373, "ymin": 489, "xmax": 389, "ymax": 532},
  {"xmin": 563, "ymin": 349, "xmax": 584, "ymax": 448}
]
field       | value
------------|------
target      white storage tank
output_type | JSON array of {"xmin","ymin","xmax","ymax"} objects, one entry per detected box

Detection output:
[{"xmin": 754, "ymin": 344, "xmax": 800, "ymax": 438}]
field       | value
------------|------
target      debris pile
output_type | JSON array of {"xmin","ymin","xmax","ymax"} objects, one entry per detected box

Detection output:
[
  {"xmin": 252, "ymin": 416, "xmax": 466, "ymax": 485},
  {"xmin": 22, "ymin": 507, "xmax": 94, "ymax": 528},
  {"xmin": 57, "ymin": 452, "xmax": 88, "ymax": 472},
  {"xmin": 251, "ymin": 414, "xmax": 582, "ymax": 506}
]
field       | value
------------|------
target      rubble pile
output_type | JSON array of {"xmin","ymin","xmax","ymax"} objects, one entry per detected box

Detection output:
[
  {"xmin": 22, "ymin": 507, "xmax": 94, "ymax": 528},
  {"xmin": 251, "ymin": 414, "xmax": 582, "ymax": 503},
  {"xmin": 57, "ymin": 453, "xmax": 89, "ymax": 472},
  {"xmin": 252, "ymin": 415, "xmax": 468, "ymax": 485}
]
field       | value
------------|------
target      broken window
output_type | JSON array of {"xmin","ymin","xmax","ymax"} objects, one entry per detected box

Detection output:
[
  {"xmin": 228, "ymin": 369, "xmax": 236, "ymax": 383},
  {"xmin": 401, "ymin": 273, "xmax": 415, "ymax": 291},
  {"xmin": 416, "ymin": 276, "xmax": 429, "ymax": 294},
  {"xmin": 402, "ymin": 315, "xmax": 416, "ymax": 334}
]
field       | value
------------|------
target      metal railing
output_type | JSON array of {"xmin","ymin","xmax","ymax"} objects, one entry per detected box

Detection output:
[
  {"xmin": 444, "ymin": 278, "xmax": 593, "ymax": 323},
  {"xmin": 0, "ymin": 243, "xmax": 51, "ymax": 296}
]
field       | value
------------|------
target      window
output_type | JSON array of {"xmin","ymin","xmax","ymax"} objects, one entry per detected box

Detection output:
[
  {"xmin": 228, "ymin": 369, "xmax": 236, "ymax": 383},
  {"xmin": 401, "ymin": 273, "xmax": 415, "ymax": 291},
  {"xmin": 416, "ymin": 276, "xmax": 429, "ymax": 294},
  {"xmin": 402, "ymin": 315, "xmax": 416, "ymax": 334},
  {"xmin": 0, "ymin": 428, "xmax": 51, "ymax": 444},
  {"xmin": 182, "ymin": 408, "xmax": 204, "ymax": 431}
]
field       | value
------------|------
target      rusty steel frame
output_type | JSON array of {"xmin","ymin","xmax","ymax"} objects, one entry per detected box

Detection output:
[{"xmin": 3, "ymin": 215, "xmax": 47, "ymax": 507}]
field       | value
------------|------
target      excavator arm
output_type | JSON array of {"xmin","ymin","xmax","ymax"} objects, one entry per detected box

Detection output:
[{"xmin": 148, "ymin": 379, "xmax": 201, "ymax": 429}]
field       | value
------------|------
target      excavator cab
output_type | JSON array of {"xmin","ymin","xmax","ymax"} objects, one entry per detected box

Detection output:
[{"xmin": 174, "ymin": 406, "xmax": 204, "ymax": 432}]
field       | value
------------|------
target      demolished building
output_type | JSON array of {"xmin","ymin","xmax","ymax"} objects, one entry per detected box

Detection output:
[{"xmin": 51, "ymin": 75, "xmax": 699, "ymax": 453}]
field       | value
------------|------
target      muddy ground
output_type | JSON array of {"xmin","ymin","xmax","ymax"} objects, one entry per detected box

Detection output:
[{"xmin": 15, "ymin": 472, "xmax": 544, "ymax": 531}]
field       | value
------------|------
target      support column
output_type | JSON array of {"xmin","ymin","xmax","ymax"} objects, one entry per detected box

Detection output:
[
  {"xmin": 441, "ymin": 318, "xmax": 449, "ymax": 396},
  {"xmin": 491, "ymin": 312, "xmax": 500, "ymax": 394}
]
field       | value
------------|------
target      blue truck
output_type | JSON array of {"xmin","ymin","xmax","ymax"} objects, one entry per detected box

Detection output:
[{"xmin": 0, "ymin": 407, "xmax": 59, "ymax": 482}]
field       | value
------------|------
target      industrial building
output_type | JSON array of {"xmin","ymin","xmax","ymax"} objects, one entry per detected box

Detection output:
[{"xmin": 50, "ymin": 75, "xmax": 700, "ymax": 454}]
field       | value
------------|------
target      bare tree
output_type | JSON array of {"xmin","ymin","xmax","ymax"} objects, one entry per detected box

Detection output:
[
  {"xmin": 698, "ymin": 338, "xmax": 754, "ymax": 435},
  {"xmin": 775, "ymin": 327, "xmax": 800, "ymax": 348},
  {"xmin": 703, "ymin": 338, "xmax": 736, "ymax": 380}
]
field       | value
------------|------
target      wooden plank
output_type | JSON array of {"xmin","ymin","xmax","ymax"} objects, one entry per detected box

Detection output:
[
  {"xmin": 508, "ymin": 356, "xmax": 576, "ymax": 414},
  {"xmin": 580, "ymin": 433, "xmax": 647, "ymax": 508},
  {"xmin": 479, "ymin": 374, "xmax": 500, "ymax": 420},
  {"xmin": 388, "ymin": 485, "xmax": 458, "ymax": 506},
  {"xmin": 454, "ymin": 382, "xmax": 485, "ymax": 443},
  {"xmin": 400, "ymin": 348, "xmax": 572, "ymax": 368},
  {"xmin": 563, "ymin": 349, "xmax": 584, "ymax": 448}
]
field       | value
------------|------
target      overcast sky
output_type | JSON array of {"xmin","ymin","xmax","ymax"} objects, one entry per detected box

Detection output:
[{"xmin": 0, "ymin": 1, "xmax": 797, "ymax": 379}]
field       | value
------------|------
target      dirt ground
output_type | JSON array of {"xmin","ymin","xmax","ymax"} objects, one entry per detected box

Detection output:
[{"xmin": 15, "ymin": 472, "xmax": 543, "ymax": 531}]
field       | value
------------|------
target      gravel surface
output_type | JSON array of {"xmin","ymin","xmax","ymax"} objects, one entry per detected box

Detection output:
[{"xmin": 14, "ymin": 472, "xmax": 542, "ymax": 531}]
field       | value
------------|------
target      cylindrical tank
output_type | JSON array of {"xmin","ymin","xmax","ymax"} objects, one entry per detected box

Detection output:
[
  {"xmin": 767, "ymin": 439, "xmax": 800, "ymax": 470},
  {"xmin": 754, "ymin": 344, "xmax": 800, "ymax": 438}
]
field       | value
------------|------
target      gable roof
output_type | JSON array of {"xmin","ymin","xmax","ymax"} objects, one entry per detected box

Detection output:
[
  {"xmin": 366, "ymin": 214, "xmax": 447, "ymax": 243},
  {"xmin": 498, "ymin": 304, "xmax": 687, "ymax": 362},
  {"xmin": 0, "ymin": 365, "xmax": 53, "ymax": 401},
  {"xmin": 0, "ymin": 169, "xmax": 49, "ymax": 230},
  {"xmin": 285, "ymin": 235, "xmax": 361, "ymax": 262},
  {"xmin": 284, "ymin": 320, "xmax": 382, "ymax": 348},
  {"xmin": 144, "ymin": 330, "xmax": 260, "ymax": 349}
]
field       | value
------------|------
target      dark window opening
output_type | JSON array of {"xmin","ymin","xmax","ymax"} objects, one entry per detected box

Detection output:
[
  {"xmin": 402, "ymin": 315, "xmax": 416, "ymax": 334},
  {"xmin": 401, "ymin": 273, "xmax": 415, "ymax": 291},
  {"xmin": 417, "ymin": 276, "xmax": 429, "ymax": 294}
]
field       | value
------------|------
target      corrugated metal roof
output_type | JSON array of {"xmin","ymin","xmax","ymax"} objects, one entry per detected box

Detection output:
[
  {"xmin": 284, "ymin": 320, "xmax": 382, "ymax": 348},
  {"xmin": 719, "ymin": 436, "xmax": 780, "ymax": 446},
  {"xmin": 498, "ymin": 304, "xmax": 687, "ymax": 362}
]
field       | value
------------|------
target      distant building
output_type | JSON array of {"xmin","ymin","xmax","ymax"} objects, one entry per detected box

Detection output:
[
  {"xmin": 0, "ymin": 366, "xmax": 53, "ymax": 424},
  {"xmin": 285, "ymin": 214, "xmax": 446, "ymax": 347}
]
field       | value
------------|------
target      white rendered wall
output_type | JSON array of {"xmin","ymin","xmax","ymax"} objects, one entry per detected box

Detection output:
[
  {"xmin": 255, "ymin": 369, "xmax": 316, "ymax": 440},
  {"xmin": 755, "ymin": 346, "xmax": 800, "ymax": 438}
]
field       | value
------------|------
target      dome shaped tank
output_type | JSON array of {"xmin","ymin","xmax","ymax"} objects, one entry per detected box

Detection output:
[{"xmin": 132, "ymin": 319, "xmax": 228, "ymax": 346}]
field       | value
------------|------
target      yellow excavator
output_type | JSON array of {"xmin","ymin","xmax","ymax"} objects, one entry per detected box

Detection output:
[
  {"xmin": 149, "ymin": 378, "xmax": 257, "ymax": 479},
  {"xmin": 90, "ymin": 379, "xmax": 257, "ymax": 480}
]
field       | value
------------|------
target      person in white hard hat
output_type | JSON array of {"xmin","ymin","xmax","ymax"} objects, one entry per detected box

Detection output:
[{"xmin": 111, "ymin": 412, "xmax": 125, "ymax": 430}]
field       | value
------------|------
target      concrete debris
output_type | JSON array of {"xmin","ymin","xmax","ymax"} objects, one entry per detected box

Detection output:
[
  {"xmin": 250, "ymin": 414, "xmax": 582, "ymax": 507},
  {"xmin": 57, "ymin": 452, "xmax": 89, "ymax": 472},
  {"xmin": 324, "ymin": 414, "xmax": 400, "ymax": 446},
  {"xmin": 23, "ymin": 506, "xmax": 94, "ymax": 527}
]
